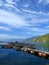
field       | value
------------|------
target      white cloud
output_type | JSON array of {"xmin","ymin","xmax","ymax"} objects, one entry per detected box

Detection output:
[
  {"xmin": 30, "ymin": 27, "xmax": 49, "ymax": 33},
  {"xmin": 0, "ymin": 0, "xmax": 49, "ymax": 38},
  {"xmin": 23, "ymin": 4, "xmax": 29, "ymax": 7},
  {"xmin": 15, "ymin": 8, "xmax": 22, "ymax": 13},
  {"xmin": 26, "ymin": 31, "xmax": 32, "ymax": 35},
  {"xmin": 0, "ymin": 0, "xmax": 3, "ymax": 4},
  {"xmin": 45, "ymin": 26, "xmax": 49, "ymax": 28},
  {"xmin": 0, "ymin": 0, "xmax": 16, "ymax": 9},
  {"xmin": 38, "ymin": 0, "xmax": 49, "ymax": 4},
  {"xmin": 22, "ymin": 9, "xmax": 49, "ymax": 16},
  {"xmin": 0, "ymin": 26, "xmax": 10, "ymax": 31},
  {"xmin": 6, "ymin": 0, "xmax": 15, "ymax": 4},
  {"xmin": 22, "ymin": 9, "xmax": 37, "ymax": 14},
  {"xmin": 25, "ymin": 27, "xmax": 49, "ymax": 36},
  {"xmin": 24, "ymin": 11, "xmax": 49, "ymax": 24},
  {"xmin": 0, "ymin": 0, "xmax": 3, "ymax": 6},
  {"xmin": 0, "ymin": 2, "xmax": 21, "ymax": 13},
  {"xmin": 32, "ymin": 19, "xmax": 49, "ymax": 24},
  {"xmin": 0, "ymin": 4, "xmax": 2, "ymax": 6},
  {"xmin": 0, "ymin": 9, "xmax": 30, "ymax": 28},
  {"xmin": 38, "ymin": 0, "xmax": 44, "ymax": 3},
  {"xmin": 0, "ymin": 34, "xmax": 26, "ymax": 40},
  {"xmin": 4, "ymin": 3, "xmax": 15, "ymax": 8}
]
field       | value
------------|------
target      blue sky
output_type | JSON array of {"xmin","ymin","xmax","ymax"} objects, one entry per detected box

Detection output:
[{"xmin": 0, "ymin": 0, "xmax": 49, "ymax": 40}]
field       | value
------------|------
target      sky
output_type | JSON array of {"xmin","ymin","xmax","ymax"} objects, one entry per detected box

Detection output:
[{"xmin": 0, "ymin": 0, "xmax": 49, "ymax": 40}]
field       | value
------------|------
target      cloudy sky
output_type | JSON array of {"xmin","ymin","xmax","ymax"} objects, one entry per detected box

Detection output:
[{"xmin": 0, "ymin": 0, "xmax": 49, "ymax": 40}]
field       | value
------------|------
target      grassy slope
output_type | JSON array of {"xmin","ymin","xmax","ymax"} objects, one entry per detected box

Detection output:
[{"xmin": 32, "ymin": 34, "xmax": 49, "ymax": 42}]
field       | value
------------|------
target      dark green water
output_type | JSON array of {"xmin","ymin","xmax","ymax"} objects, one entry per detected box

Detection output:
[{"xmin": 0, "ymin": 42, "xmax": 49, "ymax": 65}]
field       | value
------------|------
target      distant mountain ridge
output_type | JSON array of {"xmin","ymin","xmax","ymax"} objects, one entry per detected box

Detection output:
[
  {"xmin": 23, "ymin": 34, "xmax": 49, "ymax": 43},
  {"xmin": 23, "ymin": 36, "xmax": 38, "ymax": 43},
  {"xmin": 0, "ymin": 39, "xmax": 24, "ymax": 43}
]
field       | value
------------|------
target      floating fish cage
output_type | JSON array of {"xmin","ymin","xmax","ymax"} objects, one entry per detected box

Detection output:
[{"xmin": 0, "ymin": 44, "xmax": 12, "ymax": 49}]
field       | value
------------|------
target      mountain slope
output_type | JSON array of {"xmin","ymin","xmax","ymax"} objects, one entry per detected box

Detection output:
[
  {"xmin": 33, "ymin": 34, "xmax": 49, "ymax": 42},
  {"xmin": 23, "ymin": 36, "xmax": 38, "ymax": 43},
  {"xmin": 23, "ymin": 34, "xmax": 49, "ymax": 43}
]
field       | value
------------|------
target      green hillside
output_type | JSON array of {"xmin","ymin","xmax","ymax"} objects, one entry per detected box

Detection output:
[
  {"xmin": 23, "ymin": 34, "xmax": 49, "ymax": 43},
  {"xmin": 32, "ymin": 34, "xmax": 49, "ymax": 42}
]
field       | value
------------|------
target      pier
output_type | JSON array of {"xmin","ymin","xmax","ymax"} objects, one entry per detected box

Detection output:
[{"xmin": 0, "ymin": 43, "xmax": 49, "ymax": 60}]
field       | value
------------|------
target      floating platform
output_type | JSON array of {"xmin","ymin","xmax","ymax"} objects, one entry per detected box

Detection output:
[
  {"xmin": 0, "ymin": 44, "xmax": 12, "ymax": 49},
  {"xmin": 0, "ymin": 43, "xmax": 49, "ymax": 60},
  {"xmin": 21, "ymin": 48, "xmax": 49, "ymax": 59}
]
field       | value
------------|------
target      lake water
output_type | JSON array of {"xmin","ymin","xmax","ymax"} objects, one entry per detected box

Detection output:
[{"xmin": 0, "ymin": 42, "xmax": 49, "ymax": 65}]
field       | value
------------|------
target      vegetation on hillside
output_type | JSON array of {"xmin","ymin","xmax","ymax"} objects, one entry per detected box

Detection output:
[
  {"xmin": 32, "ymin": 34, "xmax": 49, "ymax": 42},
  {"xmin": 23, "ymin": 34, "xmax": 49, "ymax": 43}
]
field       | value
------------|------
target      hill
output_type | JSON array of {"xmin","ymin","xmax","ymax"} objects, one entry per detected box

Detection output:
[
  {"xmin": 33, "ymin": 34, "xmax": 49, "ymax": 42},
  {"xmin": 23, "ymin": 34, "xmax": 49, "ymax": 43},
  {"xmin": 23, "ymin": 36, "xmax": 38, "ymax": 43}
]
